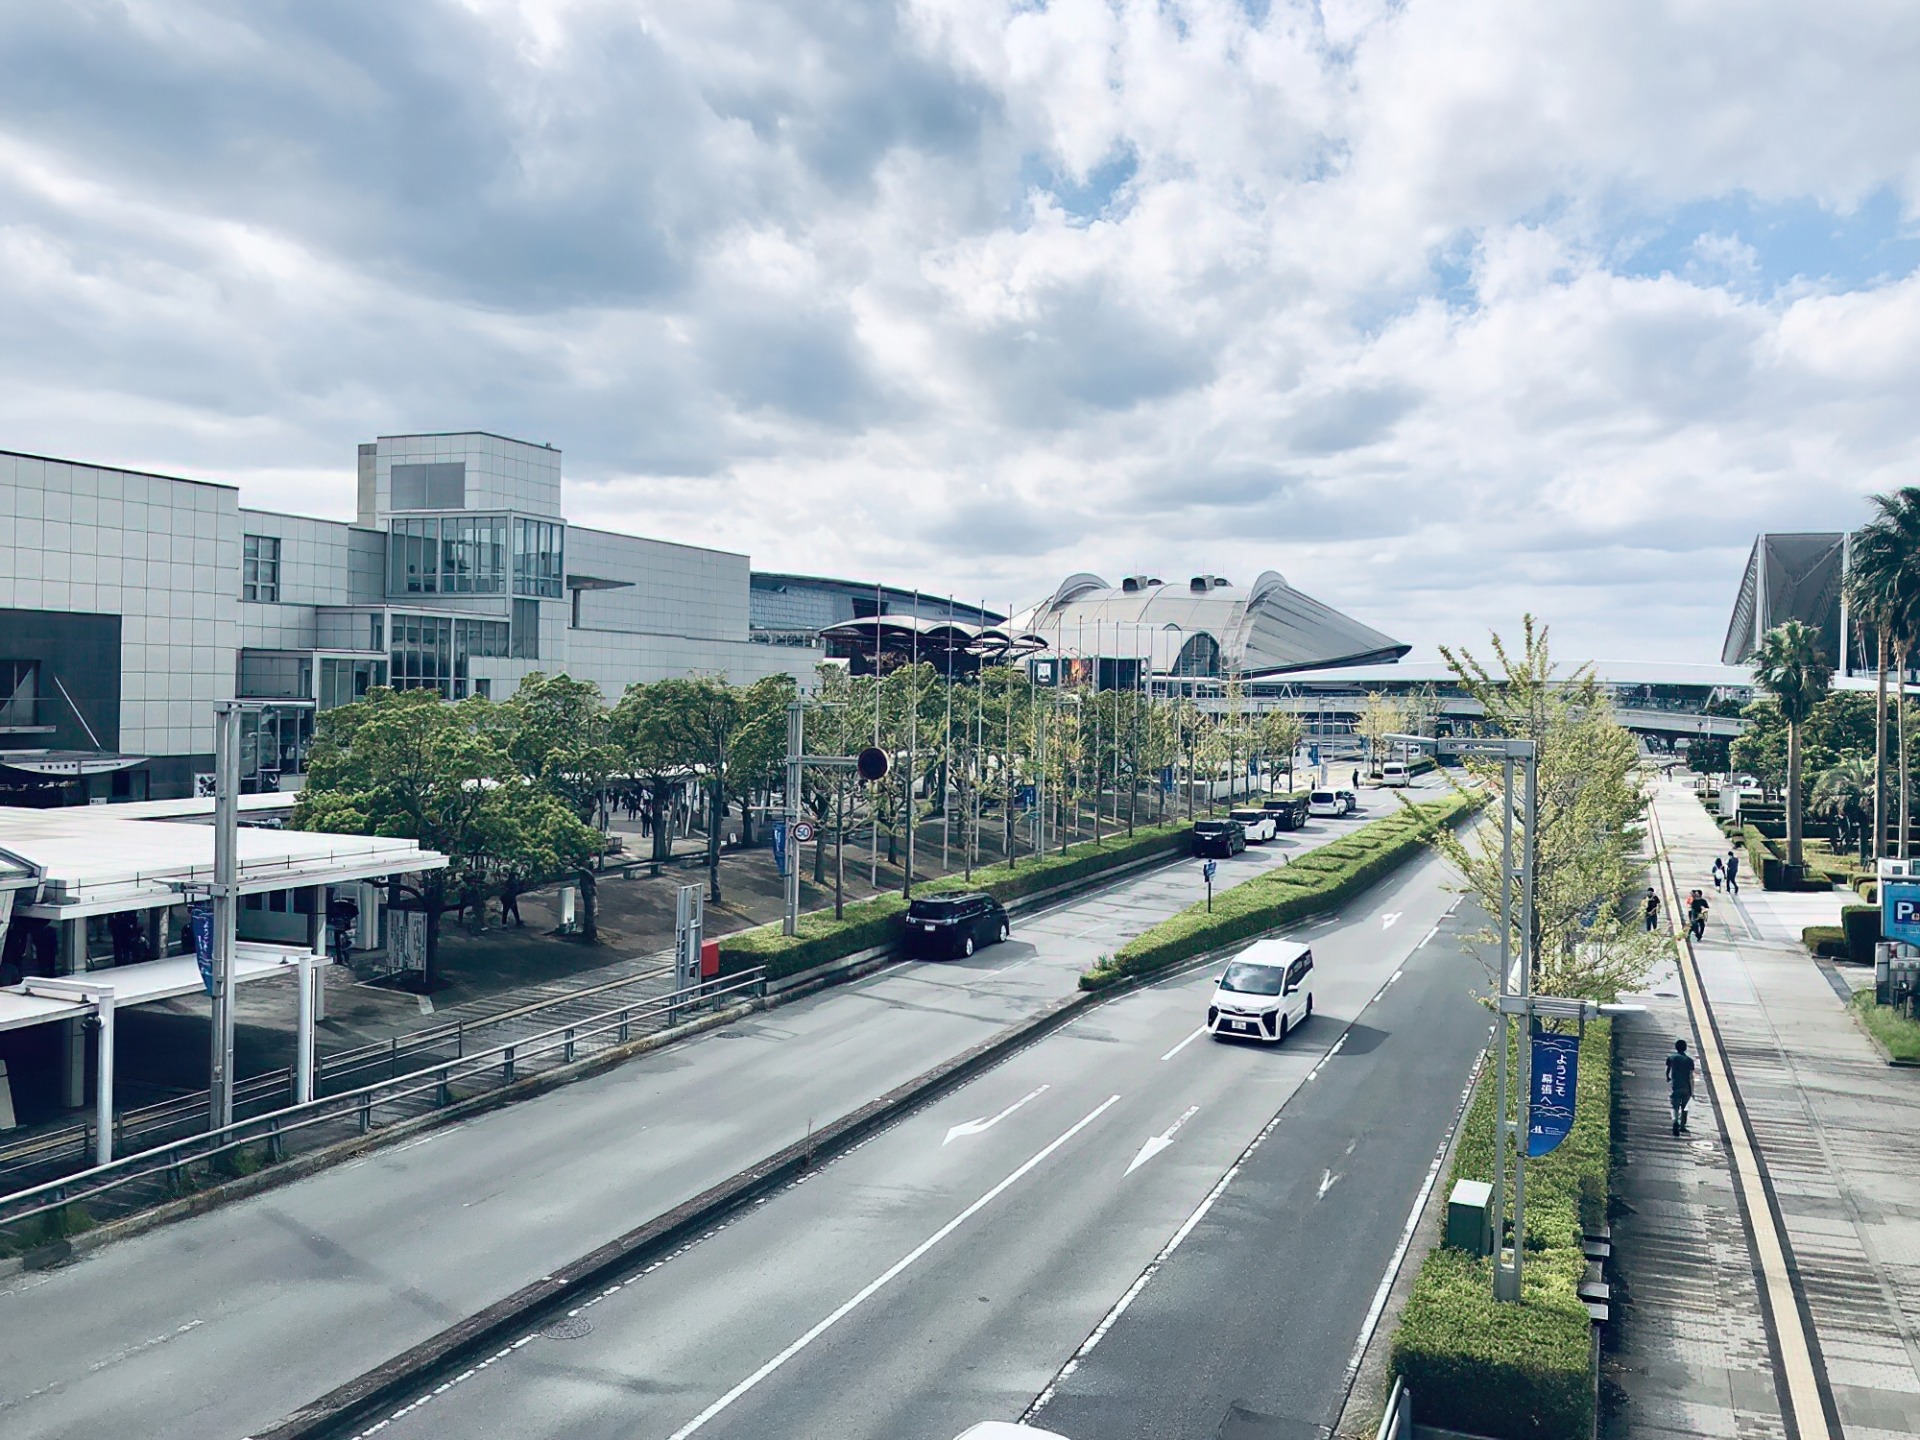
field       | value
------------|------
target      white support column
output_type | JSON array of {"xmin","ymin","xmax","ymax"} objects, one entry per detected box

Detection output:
[
  {"xmin": 94, "ymin": 994, "xmax": 115, "ymax": 1167},
  {"xmin": 306, "ymin": 884, "xmax": 328, "ymax": 1023},
  {"xmin": 294, "ymin": 953, "xmax": 315, "ymax": 1105}
]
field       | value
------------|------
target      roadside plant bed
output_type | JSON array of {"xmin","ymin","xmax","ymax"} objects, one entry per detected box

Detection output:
[
  {"xmin": 1802, "ymin": 924, "xmax": 1848, "ymax": 960},
  {"xmin": 1390, "ymin": 1020, "xmax": 1613, "ymax": 1440},
  {"xmin": 1852, "ymin": 991, "xmax": 1920, "ymax": 1063},
  {"xmin": 720, "ymin": 821, "xmax": 1193, "ymax": 981},
  {"xmin": 1078, "ymin": 793, "xmax": 1473, "ymax": 991}
]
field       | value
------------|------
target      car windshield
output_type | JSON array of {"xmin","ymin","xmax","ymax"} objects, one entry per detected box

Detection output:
[
  {"xmin": 1194, "ymin": 821, "xmax": 1230, "ymax": 833},
  {"xmin": 1311, "ymin": 792, "xmax": 1335, "ymax": 803},
  {"xmin": 1230, "ymin": 811, "xmax": 1263, "ymax": 822},
  {"xmin": 1220, "ymin": 961, "xmax": 1287, "ymax": 995}
]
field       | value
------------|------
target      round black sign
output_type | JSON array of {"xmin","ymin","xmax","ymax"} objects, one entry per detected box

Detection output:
[{"xmin": 856, "ymin": 746, "xmax": 889, "ymax": 782}]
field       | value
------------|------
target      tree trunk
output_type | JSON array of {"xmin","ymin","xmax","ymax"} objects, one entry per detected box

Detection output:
[
  {"xmin": 1786, "ymin": 722, "xmax": 1803, "ymax": 869},
  {"xmin": 576, "ymin": 868, "xmax": 599, "ymax": 945},
  {"xmin": 707, "ymin": 776, "xmax": 725, "ymax": 903},
  {"xmin": 649, "ymin": 777, "xmax": 673, "ymax": 866},
  {"xmin": 1875, "ymin": 630, "xmax": 1890, "ymax": 858},
  {"xmin": 813, "ymin": 801, "xmax": 828, "ymax": 885},
  {"xmin": 740, "ymin": 794, "xmax": 757, "ymax": 848},
  {"xmin": 834, "ymin": 779, "xmax": 846, "ymax": 920}
]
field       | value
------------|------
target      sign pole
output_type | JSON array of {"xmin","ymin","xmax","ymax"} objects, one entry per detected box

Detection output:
[
  {"xmin": 784, "ymin": 701, "xmax": 803, "ymax": 937},
  {"xmin": 208, "ymin": 701, "xmax": 241, "ymax": 1132},
  {"xmin": 1493, "ymin": 753, "xmax": 1515, "ymax": 1300}
]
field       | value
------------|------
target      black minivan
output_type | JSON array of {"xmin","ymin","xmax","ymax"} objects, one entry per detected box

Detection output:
[
  {"xmin": 1191, "ymin": 819, "xmax": 1247, "ymax": 858},
  {"xmin": 904, "ymin": 893, "xmax": 1011, "ymax": 959}
]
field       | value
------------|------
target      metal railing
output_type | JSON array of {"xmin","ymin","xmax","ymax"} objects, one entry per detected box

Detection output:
[
  {"xmin": 1376, "ymin": 1377, "xmax": 1413, "ymax": 1440},
  {"xmin": 0, "ymin": 968, "xmax": 764, "ymax": 1247},
  {"xmin": 0, "ymin": 958, "xmax": 682, "ymax": 1192}
]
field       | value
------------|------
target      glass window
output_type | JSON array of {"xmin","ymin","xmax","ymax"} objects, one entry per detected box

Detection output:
[
  {"xmin": 243, "ymin": 534, "xmax": 281, "ymax": 603},
  {"xmin": 512, "ymin": 598, "xmax": 540, "ymax": 659},
  {"xmin": 237, "ymin": 651, "xmax": 311, "ymax": 699},
  {"xmin": 389, "ymin": 517, "xmax": 439, "ymax": 594},
  {"xmin": 513, "ymin": 518, "xmax": 564, "ymax": 598},
  {"xmin": 0, "ymin": 660, "xmax": 39, "ymax": 727},
  {"xmin": 391, "ymin": 615, "xmax": 456, "ymax": 698},
  {"xmin": 439, "ymin": 515, "xmax": 507, "ymax": 594},
  {"xmin": 390, "ymin": 462, "xmax": 466, "ymax": 510},
  {"xmin": 318, "ymin": 656, "xmax": 388, "ymax": 710}
]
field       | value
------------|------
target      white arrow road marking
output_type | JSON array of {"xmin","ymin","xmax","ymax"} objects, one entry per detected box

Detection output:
[
  {"xmin": 943, "ymin": 1085, "xmax": 1048, "ymax": 1145},
  {"xmin": 1126, "ymin": 1105, "xmax": 1201, "ymax": 1175},
  {"xmin": 1318, "ymin": 1169, "xmax": 1339, "ymax": 1199},
  {"xmin": 1382, "ymin": 912, "xmax": 1402, "ymax": 930},
  {"xmin": 670, "ymin": 1094, "xmax": 1122, "ymax": 1440}
]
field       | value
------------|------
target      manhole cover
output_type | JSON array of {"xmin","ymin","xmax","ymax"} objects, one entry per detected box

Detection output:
[{"xmin": 540, "ymin": 1314, "xmax": 594, "ymax": 1340}]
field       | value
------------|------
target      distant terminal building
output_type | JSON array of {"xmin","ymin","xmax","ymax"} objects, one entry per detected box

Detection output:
[
  {"xmin": 0, "ymin": 433, "xmax": 817, "ymax": 803},
  {"xmin": 1019, "ymin": 570, "xmax": 1411, "ymax": 689},
  {"xmin": 1722, "ymin": 532, "xmax": 1847, "ymax": 671}
]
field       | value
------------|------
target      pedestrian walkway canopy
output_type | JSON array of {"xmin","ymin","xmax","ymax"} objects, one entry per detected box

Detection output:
[
  {"xmin": 0, "ymin": 945, "xmax": 311, "ymax": 1033},
  {"xmin": 0, "ymin": 804, "xmax": 443, "ymax": 920}
]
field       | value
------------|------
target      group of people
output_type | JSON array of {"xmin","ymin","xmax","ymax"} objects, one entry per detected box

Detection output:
[
  {"xmin": 1642, "ymin": 886, "xmax": 1709, "ymax": 938},
  {"xmin": 1711, "ymin": 849, "xmax": 1741, "ymax": 895}
]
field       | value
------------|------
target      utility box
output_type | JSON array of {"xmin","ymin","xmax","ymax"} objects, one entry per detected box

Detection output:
[{"xmin": 1446, "ymin": 1179, "xmax": 1494, "ymax": 1256}]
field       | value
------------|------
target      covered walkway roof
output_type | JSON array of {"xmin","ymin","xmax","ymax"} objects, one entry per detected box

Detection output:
[{"xmin": 0, "ymin": 944, "xmax": 311, "ymax": 1033}]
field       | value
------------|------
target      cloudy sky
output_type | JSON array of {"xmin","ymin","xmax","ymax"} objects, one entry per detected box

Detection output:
[{"xmin": 1, "ymin": 1, "xmax": 1914, "ymax": 661}]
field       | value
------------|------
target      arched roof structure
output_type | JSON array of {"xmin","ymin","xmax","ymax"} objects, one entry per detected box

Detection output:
[{"xmin": 1017, "ymin": 571, "xmax": 1408, "ymax": 679}]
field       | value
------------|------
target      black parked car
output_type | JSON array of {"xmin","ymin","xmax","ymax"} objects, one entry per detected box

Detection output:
[
  {"xmin": 1262, "ymin": 795, "xmax": 1310, "ymax": 830},
  {"xmin": 904, "ymin": 893, "xmax": 1011, "ymax": 959},
  {"xmin": 1191, "ymin": 819, "xmax": 1247, "ymax": 858}
]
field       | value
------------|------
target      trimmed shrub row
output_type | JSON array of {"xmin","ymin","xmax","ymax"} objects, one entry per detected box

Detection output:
[
  {"xmin": 1802, "ymin": 924, "xmax": 1848, "ymax": 960},
  {"xmin": 1389, "ymin": 1020, "xmax": 1613, "ymax": 1440},
  {"xmin": 1078, "ymin": 793, "xmax": 1474, "ymax": 991},
  {"xmin": 719, "ymin": 821, "xmax": 1194, "ymax": 981}
]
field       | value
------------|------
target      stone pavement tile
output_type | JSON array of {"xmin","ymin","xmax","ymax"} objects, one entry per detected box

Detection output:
[{"xmin": 1829, "ymin": 1380, "xmax": 1920, "ymax": 1431}]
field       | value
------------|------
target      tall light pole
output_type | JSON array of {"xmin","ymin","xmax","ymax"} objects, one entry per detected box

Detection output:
[{"xmin": 208, "ymin": 699, "xmax": 261, "ymax": 1132}]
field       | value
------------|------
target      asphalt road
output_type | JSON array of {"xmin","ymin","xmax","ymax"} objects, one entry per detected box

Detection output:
[
  {"xmin": 313, "ymin": 828, "xmax": 1489, "ymax": 1440},
  {"xmin": 0, "ymin": 788, "xmax": 1442, "ymax": 1440}
]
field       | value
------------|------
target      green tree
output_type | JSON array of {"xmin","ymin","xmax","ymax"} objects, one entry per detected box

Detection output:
[
  {"xmin": 295, "ymin": 688, "xmax": 594, "ymax": 981},
  {"xmin": 499, "ymin": 673, "xmax": 616, "ymax": 942},
  {"xmin": 1750, "ymin": 619, "xmax": 1834, "ymax": 869},
  {"xmin": 1358, "ymin": 693, "xmax": 1407, "ymax": 775},
  {"xmin": 1811, "ymin": 755, "xmax": 1875, "ymax": 862},
  {"xmin": 1260, "ymin": 708, "xmax": 1305, "ymax": 792},
  {"xmin": 1847, "ymin": 487, "xmax": 1920, "ymax": 857},
  {"xmin": 1433, "ymin": 617, "xmax": 1661, "ymax": 1002},
  {"xmin": 1730, "ymin": 698, "xmax": 1789, "ymax": 797},
  {"xmin": 610, "ymin": 680, "xmax": 687, "ymax": 867}
]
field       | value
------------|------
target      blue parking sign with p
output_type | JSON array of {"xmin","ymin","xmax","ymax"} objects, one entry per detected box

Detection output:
[{"xmin": 1883, "ymin": 882, "xmax": 1920, "ymax": 945}]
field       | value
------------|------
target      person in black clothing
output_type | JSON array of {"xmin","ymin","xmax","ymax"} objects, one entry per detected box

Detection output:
[
  {"xmin": 1724, "ymin": 850, "xmax": 1741, "ymax": 895},
  {"xmin": 1643, "ymin": 887, "xmax": 1661, "ymax": 933},
  {"xmin": 1688, "ymin": 889, "xmax": 1709, "ymax": 941},
  {"xmin": 1712, "ymin": 855, "xmax": 1725, "ymax": 891},
  {"xmin": 1666, "ymin": 1038, "xmax": 1696, "ymax": 1134}
]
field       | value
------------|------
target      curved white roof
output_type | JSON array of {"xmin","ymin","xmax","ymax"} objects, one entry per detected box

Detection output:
[{"xmin": 1019, "ymin": 572, "xmax": 1408, "ymax": 678}]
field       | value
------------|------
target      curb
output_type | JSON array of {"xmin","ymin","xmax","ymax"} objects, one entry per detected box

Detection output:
[{"xmin": 249, "ymin": 984, "xmax": 1106, "ymax": 1440}]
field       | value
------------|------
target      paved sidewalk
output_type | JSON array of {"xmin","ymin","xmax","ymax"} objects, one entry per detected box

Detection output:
[{"xmin": 1651, "ymin": 780, "xmax": 1920, "ymax": 1439}]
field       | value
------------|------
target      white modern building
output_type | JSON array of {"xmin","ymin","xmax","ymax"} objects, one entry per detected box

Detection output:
[{"xmin": 0, "ymin": 432, "xmax": 818, "ymax": 802}]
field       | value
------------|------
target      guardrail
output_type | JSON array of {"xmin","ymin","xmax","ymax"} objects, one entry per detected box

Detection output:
[
  {"xmin": 0, "ymin": 968, "xmax": 765, "ymax": 1250},
  {"xmin": 1376, "ymin": 1377, "xmax": 1413, "ymax": 1440},
  {"xmin": 0, "ymin": 958, "xmax": 679, "ymax": 1193}
]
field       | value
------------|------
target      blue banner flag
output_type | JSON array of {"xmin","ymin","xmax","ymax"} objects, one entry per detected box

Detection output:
[
  {"xmin": 1526, "ymin": 1031, "xmax": 1579, "ymax": 1157},
  {"xmin": 771, "ymin": 820, "xmax": 788, "ymax": 877},
  {"xmin": 191, "ymin": 902, "xmax": 215, "ymax": 996}
]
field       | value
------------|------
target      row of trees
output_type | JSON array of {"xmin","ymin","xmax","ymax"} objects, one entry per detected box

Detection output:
[{"xmin": 292, "ymin": 665, "xmax": 1330, "ymax": 976}]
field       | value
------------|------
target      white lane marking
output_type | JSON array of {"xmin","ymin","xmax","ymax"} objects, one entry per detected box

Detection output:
[
  {"xmin": 943, "ymin": 1085, "xmax": 1050, "ymax": 1145},
  {"xmin": 1160, "ymin": 1026, "xmax": 1208, "ymax": 1061},
  {"xmin": 1336, "ymin": 1042, "xmax": 1487, "ymax": 1413},
  {"xmin": 668, "ymin": 1094, "xmax": 1123, "ymax": 1440},
  {"xmin": 1126, "ymin": 1105, "xmax": 1201, "ymax": 1175},
  {"xmin": 1445, "ymin": 896, "xmax": 1463, "ymax": 916},
  {"xmin": 1382, "ymin": 912, "xmax": 1402, "ymax": 930},
  {"xmin": 1417, "ymin": 923, "xmax": 1439, "ymax": 949},
  {"xmin": 87, "ymin": 1317, "xmax": 204, "ymax": 1373},
  {"xmin": 1317, "ymin": 1169, "xmax": 1338, "ymax": 1200}
]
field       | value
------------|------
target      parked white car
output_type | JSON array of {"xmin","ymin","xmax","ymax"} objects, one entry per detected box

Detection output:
[
  {"xmin": 1207, "ymin": 938, "xmax": 1315, "ymax": 1043},
  {"xmin": 1229, "ymin": 807, "xmax": 1278, "ymax": 843},
  {"xmin": 1381, "ymin": 761, "xmax": 1411, "ymax": 787},
  {"xmin": 952, "ymin": 1426, "xmax": 1071, "ymax": 1440},
  {"xmin": 1308, "ymin": 789, "xmax": 1342, "ymax": 818}
]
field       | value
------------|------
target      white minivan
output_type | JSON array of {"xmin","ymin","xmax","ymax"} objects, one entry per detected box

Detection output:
[
  {"xmin": 1207, "ymin": 938, "xmax": 1315, "ymax": 1043},
  {"xmin": 1381, "ymin": 761, "xmax": 1411, "ymax": 787},
  {"xmin": 1308, "ymin": 789, "xmax": 1342, "ymax": 818}
]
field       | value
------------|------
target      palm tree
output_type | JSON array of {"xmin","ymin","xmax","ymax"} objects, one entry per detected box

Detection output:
[
  {"xmin": 1850, "ymin": 487, "xmax": 1920, "ymax": 857},
  {"xmin": 1751, "ymin": 621, "xmax": 1835, "ymax": 870},
  {"xmin": 1811, "ymin": 755, "xmax": 1875, "ymax": 862}
]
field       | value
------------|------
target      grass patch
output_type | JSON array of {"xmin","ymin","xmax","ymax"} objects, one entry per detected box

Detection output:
[
  {"xmin": 1389, "ymin": 1021, "xmax": 1612, "ymax": 1440},
  {"xmin": 0, "ymin": 1200, "xmax": 95, "ymax": 1257},
  {"xmin": 1852, "ymin": 991, "xmax": 1920, "ymax": 1063},
  {"xmin": 1077, "ymin": 794, "xmax": 1474, "ymax": 990},
  {"xmin": 1802, "ymin": 924, "xmax": 1848, "ymax": 960}
]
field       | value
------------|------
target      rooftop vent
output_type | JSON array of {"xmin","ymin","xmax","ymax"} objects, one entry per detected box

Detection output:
[
  {"xmin": 1189, "ymin": 575, "xmax": 1231, "ymax": 593},
  {"xmin": 1122, "ymin": 575, "xmax": 1148, "ymax": 593}
]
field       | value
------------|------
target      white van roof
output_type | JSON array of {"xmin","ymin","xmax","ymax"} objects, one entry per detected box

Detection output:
[{"xmin": 1230, "ymin": 938, "xmax": 1310, "ymax": 967}]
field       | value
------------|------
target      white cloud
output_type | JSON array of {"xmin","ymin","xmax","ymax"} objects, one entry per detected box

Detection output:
[{"xmin": 0, "ymin": 0, "xmax": 1915, "ymax": 661}]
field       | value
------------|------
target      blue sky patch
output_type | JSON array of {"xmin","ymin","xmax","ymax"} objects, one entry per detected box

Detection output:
[{"xmin": 1612, "ymin": 188, "xmax": 1919, "ymax": 295}]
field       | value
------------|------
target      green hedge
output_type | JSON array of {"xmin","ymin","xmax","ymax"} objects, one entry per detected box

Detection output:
[
  {"xmin": 719, "ymin": 821, "xmax": 1192, "ymax": 981},
  {"xmin": 1802, "ymin": 924, "xmax": 1848, "ymax": 959},
  {"xmin": 1852, "ymin": 991, "xmax": 1920, "ymax": 1063},
  {"xmin": 1077, "ymin": 794, "xmax": 1474, "ymax": 990},
  {"xmin": 1842, "ymin": 904, "xmax": 1881, "ymax": 963},
  {"xmin": 1390, "ymin": 1021, "xmax": 1612, "ymax": 1440}
]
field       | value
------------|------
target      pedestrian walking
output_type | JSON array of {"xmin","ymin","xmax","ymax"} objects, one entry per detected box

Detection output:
[
  {"xmin": 1724, "ymin": 850, "xmax": 1740, "ymax": 896},
  {"xmin": 1711, "ymin": 855, "xmax": 1724, "ymax": 891},
  {"xmin": 1665, "ymin": 1038, "xmax": 1697, "ymax": 1134},
  {"xmin": 1643, "ymin": 886, "xmax": 1661, "ymax": 933},
  {"xmin": 1688, "ymin": 889, "xmax": 1709, "ymax": 941},
  {"xmin": 501, "ymin": 885, "xmax": 523, "ymax": 927}
]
